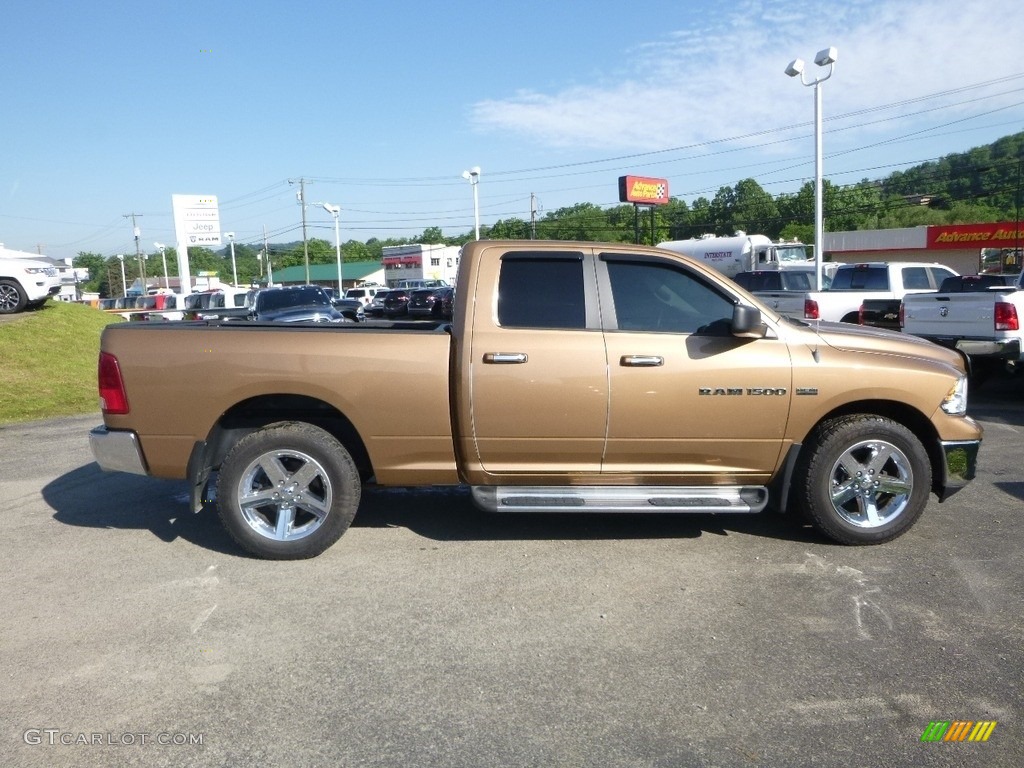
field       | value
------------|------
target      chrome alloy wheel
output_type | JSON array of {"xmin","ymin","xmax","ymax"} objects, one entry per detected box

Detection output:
[
  {"xmin": 828, "ymin": 439, "xmax": 913, "ymax": 529},
  {"xmin": 235, "ymin": 449, "xmax": 333, "ymax": 541},
  {"xmin": 0, "ymin": 283, "xmax": 22, "ymax": 312}
]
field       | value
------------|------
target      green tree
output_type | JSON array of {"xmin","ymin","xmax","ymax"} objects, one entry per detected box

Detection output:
[
  {"xmin": 72, "ymin": 252, "xmax": 107, "ymax": 293},
  {"xmin": 419, "ymin": 226, "xmax": 446, "ymax": 244},
  {"xmin": 488, "ymin": 218, "xmax": 532, "ymax": 239},
  {"xmin": 730, "ymin": 178, "xmax": 780, "ymax": 237}
]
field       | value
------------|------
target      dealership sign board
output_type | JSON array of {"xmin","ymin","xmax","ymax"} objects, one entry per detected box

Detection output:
[
  {"xmin": 173, "ymin": 195, "xmax": 223, "ymax": 247},
  {"xmin": 618, "ymin": 176, "xmax": 670, "ymax": 205},
  {"xmin": 172, "ymin": 194, "xmax": 223, "ymax": 294}
]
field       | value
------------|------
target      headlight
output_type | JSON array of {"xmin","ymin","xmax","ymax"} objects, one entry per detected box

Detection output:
[
  {"xmin": 941, "ymin": 375, "xmax": 968, "ymax": 415},
  {"xmin": 23, "ymin": 267, "xmax": 50, "ymax": 274}
]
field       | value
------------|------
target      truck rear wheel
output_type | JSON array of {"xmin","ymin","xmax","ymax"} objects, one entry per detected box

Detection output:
[
  {"xmin": 794, "ymin": 415, "xmax": 931, "ymax": 545},
  {"xmin": 217, "ymin": 422, "xmax": 360, "ymax": 559}
]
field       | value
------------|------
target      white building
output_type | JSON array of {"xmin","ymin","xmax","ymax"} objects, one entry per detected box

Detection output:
[{"xmin": 382, "ymin": 244, "xmax": 461, "ymax": 287}]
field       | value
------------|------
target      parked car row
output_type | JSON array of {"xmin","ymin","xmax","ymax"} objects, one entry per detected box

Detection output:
[{"xmin": 97, "ymin": 282, "xmax": 453, "ymax": 324}]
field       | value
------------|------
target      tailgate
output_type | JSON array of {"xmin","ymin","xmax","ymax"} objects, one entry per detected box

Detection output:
[
  {"xmin": 902, "ymin": 293, "xmax": 995, "ymax": 338},
  {"xmin": 752, "ymin": 291, "xmax": 806, "ymax": 318}
]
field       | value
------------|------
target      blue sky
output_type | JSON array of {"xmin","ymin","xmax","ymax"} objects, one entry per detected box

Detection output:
[{"xmin": 4, "ymin": 0, "xmax": 1024, "ymax": 260}]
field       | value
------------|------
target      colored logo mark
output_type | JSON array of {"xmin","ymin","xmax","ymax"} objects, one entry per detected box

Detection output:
[{"xmin": 921, "ymin": 721, "xmax": 997, "ymax": 742}]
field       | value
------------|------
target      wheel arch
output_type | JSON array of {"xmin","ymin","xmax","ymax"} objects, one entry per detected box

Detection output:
[
  {"xmin": 188, "ymin": 394, "xmax": 373, "ymax": 511},
  {"xmin": 795, "ymin": 399, "xmax": 944, "ymax": 496}
]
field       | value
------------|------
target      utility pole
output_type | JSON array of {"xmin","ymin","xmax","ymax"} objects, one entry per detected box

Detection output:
[
  {"xmin": 530, "ymin": 193, "xmax": 538, "ymax": 240},
  {"xmin": 264, "ymin": 224, "xmax": 273, "ymax": 285},
  {"xmin": 288, "ymin": 178, "xmax": 311, "ymax": 283},
  {"xmin": 123, "ymin": 212, "xmax": 146, "ymax": 283}
]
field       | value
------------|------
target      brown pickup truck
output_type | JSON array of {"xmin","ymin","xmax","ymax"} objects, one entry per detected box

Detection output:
[{"xmin": 90, "ymin": 240, "xmax": 982, "ymax": 559}]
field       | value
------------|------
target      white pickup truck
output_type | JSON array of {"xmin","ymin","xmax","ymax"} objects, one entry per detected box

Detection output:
[
  {"xmin": 900, "ymin": 271, "xmax": 1024, "ymax": 373},
  {"xmin": 757, "ymin": 262, "xmax": 958, "ymax": 324}
]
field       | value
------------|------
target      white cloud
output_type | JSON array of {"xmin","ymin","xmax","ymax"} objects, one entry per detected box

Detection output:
[{"xmin": 470, "ymin": 0, "xmax": 1024, "ymax": 154}]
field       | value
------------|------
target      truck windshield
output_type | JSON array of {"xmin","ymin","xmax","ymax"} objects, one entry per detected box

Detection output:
[{"xmin": 775, "ymin": 245, "xmax": 809, "ymax": 262}]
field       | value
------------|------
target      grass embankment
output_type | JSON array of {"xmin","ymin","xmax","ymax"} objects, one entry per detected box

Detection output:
[{"xmin": 0, "ymin": 302, "xmax": 122, "ymax": 423}]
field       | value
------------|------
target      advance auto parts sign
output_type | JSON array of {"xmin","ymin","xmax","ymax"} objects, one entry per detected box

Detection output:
[
  {"xmin": 618, "ymin": 175, "xmax": 670, "ymax": 205},
  {"xmin": 927, "ymin": 222, "xmax": 1022, "ymax": 250}
]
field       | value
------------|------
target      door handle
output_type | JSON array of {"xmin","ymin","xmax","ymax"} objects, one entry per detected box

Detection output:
[
  {"xmin": 620, "ymin": 355, "xmax": 664, "ymax": 367},
  {"xmin": 483, "ymin": 352, "xmax": 528, "ymax": 364}
]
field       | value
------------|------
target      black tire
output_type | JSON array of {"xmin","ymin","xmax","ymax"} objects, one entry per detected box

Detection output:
[
  {"xmin": 217, "ymin": 421, "xmax": 360, "ymax": 559},
  {"xmin": 0, "ymin": 279, "xmax": 28, "ymax": 314},
  {"xmin": 794, "ymin": 415, "xmax": 931, "ymax": 545}
]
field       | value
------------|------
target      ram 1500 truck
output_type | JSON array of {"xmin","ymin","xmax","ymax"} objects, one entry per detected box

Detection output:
[
  {"xmin": 89, "ymin": 240, "xmax": 982, "ymax": 560},
  {"xmin": 768, "ymin": 262, "xmax": 959, "ymax": 324},
  {"xmin": 900, "ymin": 271, "xmax": 1024, "ymax": 375}
]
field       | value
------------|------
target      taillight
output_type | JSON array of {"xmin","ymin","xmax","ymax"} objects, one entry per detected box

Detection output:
[
  {"xmin": 898, "ymin": 302, "xmax": 905, "ymax": 329},
  {"xmin": 98, "ymin": 352, "xmax": 129, "ymax": 415},
  {"xmin": 857, "ymin": 304, "xmax": 865, "ymax": 325},
  {"xmin": 804, "ymin": 299, "xmax": 820, "ymax": 320},
  {"xmin": 995, "ymin": 302, "xmax": 1019, "ymax": 331}
]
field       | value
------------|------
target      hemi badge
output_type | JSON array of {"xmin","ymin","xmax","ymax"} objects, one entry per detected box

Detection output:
[{"xmin": 796, "ymin": 388, "xmax": 819, "ymax": 396}]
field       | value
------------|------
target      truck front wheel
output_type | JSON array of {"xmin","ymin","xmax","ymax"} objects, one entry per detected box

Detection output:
[
  {"xmin": 795, "ymin": 415, "xmax": 931, "ymax": 545},
  {"xmin": 217, "ymin": 422, "xmax": 360, "ymax": 559},
  {"xmin": 0, "ymin": 279, "xmax": 28, "ymax": 314}
]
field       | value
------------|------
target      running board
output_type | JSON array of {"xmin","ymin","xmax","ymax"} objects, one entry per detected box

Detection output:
[{"xmin": 471, "ymin": 485, "xmax": 768, "ymax": 514}]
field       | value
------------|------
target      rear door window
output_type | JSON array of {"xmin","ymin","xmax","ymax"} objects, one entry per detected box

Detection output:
[
  {"xmin": 901, "ymin": 267, "xmax": 931, "ymax": 290},
  {"xmin": 497, "ymin": 254, "xmax": 586, "ymax": 329}
]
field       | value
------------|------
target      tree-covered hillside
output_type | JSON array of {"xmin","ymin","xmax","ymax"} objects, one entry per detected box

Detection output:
[{"xmin": 75, "ymin": 132, "xmax": 1024, "ymax": 294}]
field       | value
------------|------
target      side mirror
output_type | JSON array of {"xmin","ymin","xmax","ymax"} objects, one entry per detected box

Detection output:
[{"xmin": 731, "ymin": 304, "xmax": 766, "ymax": 338}]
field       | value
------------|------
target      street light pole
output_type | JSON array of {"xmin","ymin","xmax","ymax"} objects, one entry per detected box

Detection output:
[
  {"xmin": 786, "ymin": 46, "xmax": 837, "ymax": 292},
  {"xmin": 154, "ymin": 242, "xmax": 168, "ymax": 290},
  {"xmin": 322, "ymin": 204, "xmax": 343, "ymax": 295},
  {"xmin": 462, "ymin": 166, "xmax": 481, "ymax": 240},
  {"xmin": 116, "ymin": 254, "xmax": 126, "ymax": 298},
  {"xmin": 225, "ymin": 232, "xmax": 237, "ymax": 286}
]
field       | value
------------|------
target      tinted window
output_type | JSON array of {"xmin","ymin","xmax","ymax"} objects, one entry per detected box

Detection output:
[
  {"xmin": 783, "ymin": 272, "xmax": 812, "ymax": 291},
  {"xmin": 901, "ymin": 267, "xmax": 931, "ymax": 290},
  {"xmin": 497, "ymin": 255, "xmax": 585, "ymax": 329},
  {"xmin": 831, "ymin": 267, "xmax": 889, "ymax": 290},
  {"xmin": 606, "ymin": 259, "xmax": 735, "ymax": 334},
  {"xmin": 929, "ymin": 267, "xmax": 957, "ymax": 287},
  {"xmin": 734, "ymin": 272, "xmax": 780, "ymax": 291}
]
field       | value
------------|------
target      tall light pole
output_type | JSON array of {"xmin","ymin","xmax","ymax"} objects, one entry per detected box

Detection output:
[
  {"xmin": 322, "ymin": 204, "xmax": 343, "ymax": 294},
  {"xmin": 116, "ymin": 254, "xmax": 126, "ymax": 298},
  {"xmin": 786, "ymin": 46, "xmax": 837, "ymax": 292},
  {"xmin": 225, "ymin": 232, "xmax": 237, "ymax": 286},
  {"xmin": 462, "ymin": 166, "xmax": 481, "ymax": 240},
  {"xmin": 154, "ymin": 242, "xmax": 168, "ymax": 290}
]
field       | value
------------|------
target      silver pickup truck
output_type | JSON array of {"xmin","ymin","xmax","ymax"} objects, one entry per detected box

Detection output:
[{"xmin": 901, "ymin": 272, "xmax": 1024, "ymax": 375}]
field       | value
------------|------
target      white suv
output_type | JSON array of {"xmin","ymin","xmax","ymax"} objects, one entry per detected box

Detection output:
[
  {"xmin": 344, "ymin": 285, "xmax": 385, "ymax": 307},
  {"xmin": 0, "ymin": 257, "xmax": 61, "ymax": 314}
]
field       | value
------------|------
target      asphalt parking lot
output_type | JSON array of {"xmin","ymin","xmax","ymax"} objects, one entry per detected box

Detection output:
[{"xmin": 1, "ymin": 377, "xmax": 1022, "ymax": 768}]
